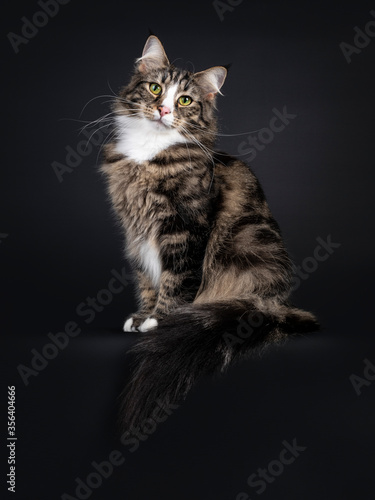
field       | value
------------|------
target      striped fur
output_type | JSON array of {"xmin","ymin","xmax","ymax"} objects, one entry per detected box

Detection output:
[{"xmin": 101, "ymin": 36, "xmax": 319, "ymax": 427}]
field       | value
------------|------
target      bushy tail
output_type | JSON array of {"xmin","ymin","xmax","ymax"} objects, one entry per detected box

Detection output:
[{"xmin": 121, "ymin": 301, "xmax": 319, "ymax": 428}]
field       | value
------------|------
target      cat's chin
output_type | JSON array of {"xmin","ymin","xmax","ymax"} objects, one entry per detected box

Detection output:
[
  {"xmin": 114, "ymin": 114, "xmax": 187, "ymax": 163},
  {"xmin": 151, "ymin": 118, "xmax": 172, "ymax": 131}
]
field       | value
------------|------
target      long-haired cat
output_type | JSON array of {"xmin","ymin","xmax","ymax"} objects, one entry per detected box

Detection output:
[{"xmin": 101, "ymin": 35, "xmax": 319, "ymax": 427}]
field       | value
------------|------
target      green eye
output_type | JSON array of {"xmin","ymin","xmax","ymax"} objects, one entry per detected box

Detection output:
[
  {"xmin": 149, "ymin": 83, "xmax": 162, "ymax": 95},
  {"xmin": 178, "ymin": 96, "xmax": 192, "ymax": 106}
]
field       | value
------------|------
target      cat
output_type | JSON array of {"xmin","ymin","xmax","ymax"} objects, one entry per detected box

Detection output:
[{"xmin": 101, "ymin": 35, "xmax": 319, "ymax": 427}]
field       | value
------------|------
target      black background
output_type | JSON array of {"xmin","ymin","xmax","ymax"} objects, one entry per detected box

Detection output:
[{"xmin": 2, "ymin": 0, "xmax": 375, "ymax": 499}]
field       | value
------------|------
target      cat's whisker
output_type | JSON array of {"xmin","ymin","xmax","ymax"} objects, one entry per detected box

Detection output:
[
  {"xmin": 106, "ymin": 80, "xmax": 120, "ymax": 98},
  {"xmin": 180, "ymin": 125, "xmax": 214, "ymax": 161},
  {"xmin": 178, "ymin": 125, "xmax": 217, "ymax": 191},
  {"xmin": 115, "ymin": 113, "xmax": 144, "ymax": 131},
  {"xmin": 96, "ymin": 127, "xmax": 119, "ymax": 165},
  {"xmin": 184, "ymin": 133, "xmax": 235, "ymax": 166},
  {"xmin": 182, "ymin": 126, "xmax": 228, "ymax": 171},
  {"xmin": 114, "ymin": 103, "xmax": 144, "ymax": 112},
  {"xmin": 178, "ymin": 120, "xmax": 218, "ymax": 137},
  {"xmin": 79, "ymin": 94, "xmax": 124, "ymax": 117},
  {"xmin": 58, "ymin": 115, "xmax": 114, "ymax": 137},
  {"xmin": 80, "ymin": 119, "xmax": 113, "ymax": 135},
  {"xmin": 79, "ymin": 112, "xmax": 117, "ymax": 133},
  {"xmin": 117, "ymin": 108, "xmax": 143, "ymax": 116},
  {"xmin": 59, "ymin": 117, "xmax": 98, "ymax": 124},
  {"xmin": 114, "ymin": 97, "xmax": 144, "ymax": 108},
  {"xmin": 183, "ymin": 139, "xmax": 193, "ymax": 171},
  {"xmin": 216, "ymin": 130, "xmax": 262, "ymax": 137},
  {"xmin": 183, "ymin": 118, "xmax": 262, "ymax": 138},
  {"xmin": 84, "ymin": 122, "xmax": 116, "ymax": 150},
  {"xmin": 185, "ymin": 60, "xmax": 196, "ymax": 74}
]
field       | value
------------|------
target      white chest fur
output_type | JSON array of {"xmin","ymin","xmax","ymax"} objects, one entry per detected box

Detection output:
[{"xmin": 115, "ymin": 115, "xmax": 187, "ymax": 163}]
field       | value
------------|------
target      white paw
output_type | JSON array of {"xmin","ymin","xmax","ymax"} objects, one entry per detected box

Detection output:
[
  {"xmin": 138, "ymin": 317, "xmax": 158, "ymax": 332},
  {"xmin": 123, "ymin": 318, "xmax": 137, "ymax": 332}
]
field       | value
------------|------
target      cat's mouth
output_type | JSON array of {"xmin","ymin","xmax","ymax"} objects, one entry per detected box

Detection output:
[
  {"xmin": 151, "ymin": 117, "xmax": 172, "ymax": 129},
  {"xmin": 149, "ymin": 108, "xmax": 173, "ymax": 129}
]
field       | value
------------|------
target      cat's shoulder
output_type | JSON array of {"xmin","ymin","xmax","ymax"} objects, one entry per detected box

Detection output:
[{"xmin": 214, "ymin": 151, "xmax": 257, "ymax": 179}]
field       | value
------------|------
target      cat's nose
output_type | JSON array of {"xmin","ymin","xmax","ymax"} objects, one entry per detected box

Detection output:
[{"xmin": 158, "ymin": 105, "xmax": 171, "ymax": 117}]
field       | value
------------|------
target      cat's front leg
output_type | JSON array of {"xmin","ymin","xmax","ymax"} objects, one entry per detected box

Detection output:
[
  {"xmin": 137, "ymin": 230, "xmax": 204, "ymax": 333},
  {"xmin": 137, "ymin": 269, "xmax": 196, "ymax": 332},
  {"xmin": 123, "ymin": 269, "xmax": 158, "ymax": 332}
]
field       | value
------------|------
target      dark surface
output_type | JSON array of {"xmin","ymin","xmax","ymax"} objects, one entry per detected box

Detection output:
[{"xmin": 2, "ymin": 0, "xmax": 375, "ymax": 499}]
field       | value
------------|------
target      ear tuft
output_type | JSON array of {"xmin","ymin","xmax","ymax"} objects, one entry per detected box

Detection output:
[
  {"xmin": 136, "ymin": 35, "xmax": 169, "ymax": 73},
  {"xmin": 194, "ymin": 66, "xmax": 228, "ymax": 99},
  {"xmin": 222, "ymin": 63, "xmax": 232, "ymax": 73}
]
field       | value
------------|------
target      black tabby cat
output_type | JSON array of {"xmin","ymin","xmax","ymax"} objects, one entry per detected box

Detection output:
[{"xmin": 101, "ymin": 35, "xmax": 318, "ymax": 427}]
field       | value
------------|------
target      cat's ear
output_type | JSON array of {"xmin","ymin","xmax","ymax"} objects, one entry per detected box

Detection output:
[
  {"xmin": 194, "ymin": 66, "xmax": 227, "ymax": 100},
  {"xmin": 136, "ymin": 36, "xmax": 170, "ymax": 73}
]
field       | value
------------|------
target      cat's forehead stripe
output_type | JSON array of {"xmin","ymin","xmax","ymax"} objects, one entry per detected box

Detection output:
[
  {"xmin": 152, "ymin": 66, "xmax": 193, "ymax": 91},
  {"xmin": 162, "ymin": 83, "xmax": 179, "ymax": 110},
  {"xmin": 161, "ymin": 69, "xmax": 169, "ymax": 83}
]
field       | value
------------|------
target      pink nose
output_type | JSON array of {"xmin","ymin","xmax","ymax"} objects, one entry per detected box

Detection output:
[{"xmin": 158, "ymin": 105, "xmax": 171, "ymax": 117}]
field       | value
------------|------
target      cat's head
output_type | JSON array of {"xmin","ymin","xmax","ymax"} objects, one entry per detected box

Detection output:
[{"xmin": 115, "ymin": 36, "xmax": 227, "ymax": 146}]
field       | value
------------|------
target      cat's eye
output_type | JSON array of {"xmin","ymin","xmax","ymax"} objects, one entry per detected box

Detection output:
[
  {"xmin": 149, "ymin": 83, "xmax": 162, "ymax": 95},
  {"xmin": 178, "ymin": 96, "xmax": 192, "ymax": 106}
]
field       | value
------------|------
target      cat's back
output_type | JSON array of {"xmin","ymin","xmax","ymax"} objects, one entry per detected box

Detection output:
[{"xmin": 214, "ymin": 153, "xmax": 268, "ymax": 214}]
